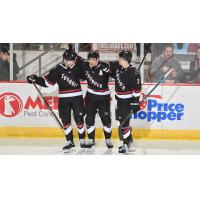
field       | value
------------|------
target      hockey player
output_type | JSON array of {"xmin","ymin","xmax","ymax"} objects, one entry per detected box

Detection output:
[
  {"xmin": 109, "ymin": 50, "xmax": 141, "ymax": 153},
  {"xmin": 27, "ymin": 50, "xmax": 86, "ymax": 152},
  {"xmin": 81, "ymin": 51, "xmax": 113, "ymax": 149}
]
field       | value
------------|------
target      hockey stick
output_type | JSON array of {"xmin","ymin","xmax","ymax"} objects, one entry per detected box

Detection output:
[
  {"xmin": 138, "ymin": 43, "xmax": 151, "ymax": 71},
  {"xmin": 119, "ymin": 67, "xmax": 173, "ymax": 131},
  {"xmin": 32, "ymin": 82, "xmax": 64, "ymax": 132},
  {"xmin": 139, "ymin": 68, "xmax": 173, "ymax": 109}
]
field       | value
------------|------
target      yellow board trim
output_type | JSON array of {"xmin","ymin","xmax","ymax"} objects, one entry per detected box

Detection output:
[{"xmin": 0, "ymin": 127, "xmax": 200, "ymax": 140}]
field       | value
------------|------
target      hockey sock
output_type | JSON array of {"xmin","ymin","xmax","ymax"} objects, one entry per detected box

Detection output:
[
  {"xmin": 86, "ymin": 125, "xmax": 95, "ymax": 140},
  {"xmin": 77, "ymin": 123, "xmax": 85, "ymax": 139},
  {"xmin": 63, "ymin": 123, "xmax": 74, "ymax": 142},
  {"xmin": 103, "ymin": 125, "xmax": 112, "ymax": 139},
  {"xmin": 121, "ymin": 126, "xmax": 132, "ymax": 144}
]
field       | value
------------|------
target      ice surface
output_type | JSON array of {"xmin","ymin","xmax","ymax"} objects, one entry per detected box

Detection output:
[{"xmin": 0, "ymin": 138, "xmax": 200, "ymax": 155}]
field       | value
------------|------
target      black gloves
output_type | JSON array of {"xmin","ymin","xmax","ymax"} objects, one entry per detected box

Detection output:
[
  {"xmin": 27, "ymin": 75, "xmax": 47, "ymax": 87},
  {"xmin": 27, "ymin": 74, "xmax": 38, "ymax": 84}
]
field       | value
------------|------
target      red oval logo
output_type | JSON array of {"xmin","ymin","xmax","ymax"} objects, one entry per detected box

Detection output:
[{"xmin": 0, "ymin": 93, "xmax": 23, "ymax": 117}]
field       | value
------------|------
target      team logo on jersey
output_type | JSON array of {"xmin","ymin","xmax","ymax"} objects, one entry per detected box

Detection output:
[
  {"xmin": 0, "ymin": 93, "xmax": 23, "ymax": 117},
  {"xmin": 86, "ymin": 71, "xmax": 103, "ymax": 88},
  {"xmin": 61, "ymin": 74, "xmax": 78, "ymax": 87},
  {"xmin": 116, "ymin": 69, "xmax": 126, "ymax": 90}
]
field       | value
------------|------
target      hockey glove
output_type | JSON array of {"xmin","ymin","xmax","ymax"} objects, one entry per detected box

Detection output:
[{"xmin": 27, "ymin": 74, "xmax": 38, "ymax": 84}]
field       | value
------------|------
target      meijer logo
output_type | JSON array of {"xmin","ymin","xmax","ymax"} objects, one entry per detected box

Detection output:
[{"xmin": 0, "ymin": 93, "xmax": 23, "ymax": 117}]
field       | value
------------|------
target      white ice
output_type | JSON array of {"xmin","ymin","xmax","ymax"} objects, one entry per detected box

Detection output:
[{"xmin": 0, "ymin": 138, "xmax": 200, "ymax": 155}]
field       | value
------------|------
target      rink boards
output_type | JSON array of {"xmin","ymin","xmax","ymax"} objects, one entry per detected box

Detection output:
[{"xmin": 0, "ymin": 82, "xmax": 200, "ymax": 140}]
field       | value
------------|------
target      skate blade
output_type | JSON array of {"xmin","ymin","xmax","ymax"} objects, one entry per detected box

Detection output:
[
  {"xmin": 85, "ymin": 146, "xmax": 95, "ymax": 152},
  {"xmin": 63, "ymin": 148, "xmax": 76, "ymax": 153},
  {"xmin": 106, "ymin": 148, "xmax": 113, "ymax": 153},
  {"xmin": 118, "ymin": 151, "xmax": 129, "ymax": 155},
  {"xmin": 107, "ymin": 146, "xmax": 113, "ymax": 150},
  {"xmin": 85, "ymin": 144, "xmax": 95, "ymax": 149},
  {"xmin": 128, "ymin": 147, "xmax": 136, "ymax": 152}
]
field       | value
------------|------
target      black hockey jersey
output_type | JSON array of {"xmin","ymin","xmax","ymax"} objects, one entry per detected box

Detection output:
[
  {"xmin": 109, "ymin": 61, "xmax": 141, "ymax": 99},
  {"xmin": 36, "ymin": 62, "xmax": 85, "ymax": 98},
  {"xmin": 81, "ymin": 61, "xmax": 110, "ymax": 97}
]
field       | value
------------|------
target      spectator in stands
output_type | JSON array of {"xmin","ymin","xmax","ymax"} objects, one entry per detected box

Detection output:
[
  {"xmin": 0, "ymin": 47, "xmax": 9, "ymax": 80},
  {"xmin": 151, "ymin": 44, "xmax": 186, "ymax": 83},
  {"xmin": 0, "ymin": 47, "xmax": 19, "ymax": 80},
  {"xmin": 189, "ymin": 47, "xmax": 200, "ymax": 83},
  {"xmin": 188, "ymin": 43, "xmax": 200, "ymax": 53},
  {"xmin": 151, "ymin": 43, "xmax": 166, "ymax": 61}
]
